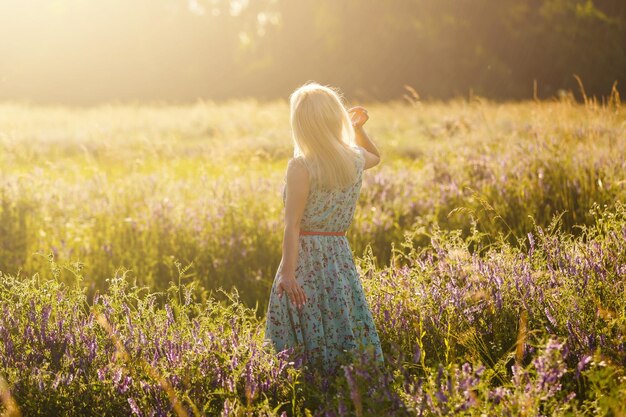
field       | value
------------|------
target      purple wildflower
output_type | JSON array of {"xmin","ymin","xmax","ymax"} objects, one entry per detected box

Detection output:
[{"xmin": 128, "ymin": 397, "xmax": 142, "ymax": 416}]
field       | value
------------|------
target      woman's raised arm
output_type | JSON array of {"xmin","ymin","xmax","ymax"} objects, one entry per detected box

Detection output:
[{"xmin": 349, "ymin": 106, "xmax": 381, "ymax": 169}]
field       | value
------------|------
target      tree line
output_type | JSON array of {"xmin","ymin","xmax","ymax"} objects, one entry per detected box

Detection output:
[
  {"xmin": 1, "ymin": 0, "xmax": 623, "ymax": 102},
  {"xmin": 237, "ymin": 0, "xmax": 626, "ymax": 100}
]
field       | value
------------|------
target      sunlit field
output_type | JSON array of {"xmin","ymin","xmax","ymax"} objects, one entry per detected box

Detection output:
[{"xmin": 1, "ymin": 97, "xmax": 625, "ymax": 415}]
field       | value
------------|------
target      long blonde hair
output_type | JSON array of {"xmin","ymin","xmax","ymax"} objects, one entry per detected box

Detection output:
[{"xmin": 289, "ymin": 81, "xmax": 360, "ymax": 190}]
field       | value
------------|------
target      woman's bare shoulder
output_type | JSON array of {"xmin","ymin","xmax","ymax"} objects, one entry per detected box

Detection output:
[
  {"xmin": 288, "ymin": 155, "xmax": 306, "ymax": 164},
  {"xmin": 286, "ymin": 156, "xmax": 309, "ymax": 180}
]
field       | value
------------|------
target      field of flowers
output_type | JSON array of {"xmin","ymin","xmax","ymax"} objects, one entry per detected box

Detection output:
[{"xmin": 0, "ymin": 97, "xmax": 625, "ymax": 415}]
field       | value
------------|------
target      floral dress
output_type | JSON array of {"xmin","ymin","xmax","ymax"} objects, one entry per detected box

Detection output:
[{"xmin": 264, "ymin": 147, "xmax": 384, "ymax": 372}]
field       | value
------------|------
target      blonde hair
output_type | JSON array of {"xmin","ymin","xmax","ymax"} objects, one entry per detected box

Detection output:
[{"xmin": 289, "ymin": 81, "xmax": 360, "ymax": 190}]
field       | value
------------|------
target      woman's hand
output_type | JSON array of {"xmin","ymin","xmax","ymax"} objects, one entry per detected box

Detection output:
[
  {"xmin": 348, "ymin": 106, "xmax": 369, "ymax": 129},
  {"xmin": 276, "ymin": 273, "xmax": 307, "ymax": 309}
]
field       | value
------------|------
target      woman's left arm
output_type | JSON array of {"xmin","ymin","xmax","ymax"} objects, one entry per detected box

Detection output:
[{"xmin": 276, "ymin": 158, "xmax": 309, "ymax": 307}]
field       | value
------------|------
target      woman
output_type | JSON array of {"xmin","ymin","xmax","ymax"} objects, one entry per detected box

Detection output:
[{"xmin": 264, "ymin": 81, "xmax": 384, "ymax": 373}]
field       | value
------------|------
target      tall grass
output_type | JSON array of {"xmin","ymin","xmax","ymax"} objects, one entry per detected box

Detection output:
[
  {"xmin": 0, "ymin": 95, "xmax": 624, "ymax": 413},
  {"xmin": 1, "ymin": 202, "xmax": 624, "ymax": 415},
  {"xmin": 1, "ymin": 99, "xmax": 624, "ymax": 314}
]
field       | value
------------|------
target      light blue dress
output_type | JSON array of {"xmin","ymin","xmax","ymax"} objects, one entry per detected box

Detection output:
[{"xmin": 264, "ymin": 147, "xmax": 384, "ymax": 372}]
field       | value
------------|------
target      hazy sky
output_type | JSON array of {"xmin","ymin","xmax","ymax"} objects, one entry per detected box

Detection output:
[{"xmin": 0, "ymin": 0, "xmax": 260, "ymax": 103}]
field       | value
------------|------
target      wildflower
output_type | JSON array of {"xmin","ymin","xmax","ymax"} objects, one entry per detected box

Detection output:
[
  {"xmin": 128, "ymin": 397, "xmax": 142, "ymax": 416},
  {"xmin": 576, "ymin": 355, "xmax": 592, "ymax": 377}
]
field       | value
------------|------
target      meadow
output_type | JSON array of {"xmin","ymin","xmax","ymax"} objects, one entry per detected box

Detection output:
[{"xmin": 0, "ymin": 96, "xmax": 625, "ymax": 415}]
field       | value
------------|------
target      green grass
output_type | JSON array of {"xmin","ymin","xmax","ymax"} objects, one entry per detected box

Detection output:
[
  {"xmin": 0, "ymin": 97, "xmax": 625, "ymax": 415},
  {"xmin": 1, "ymin": 98, "xmax": 624, "ymax": 312}
]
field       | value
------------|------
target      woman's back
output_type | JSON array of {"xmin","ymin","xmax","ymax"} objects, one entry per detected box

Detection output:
[{"xmin": 284, "ymin": 147, "xmax": 365, "ymax": 233}]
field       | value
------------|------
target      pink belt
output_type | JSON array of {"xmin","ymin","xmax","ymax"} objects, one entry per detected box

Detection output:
[{"xmin": 299, "ymin": 230, "xmax": 346, "ymax": 236}]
